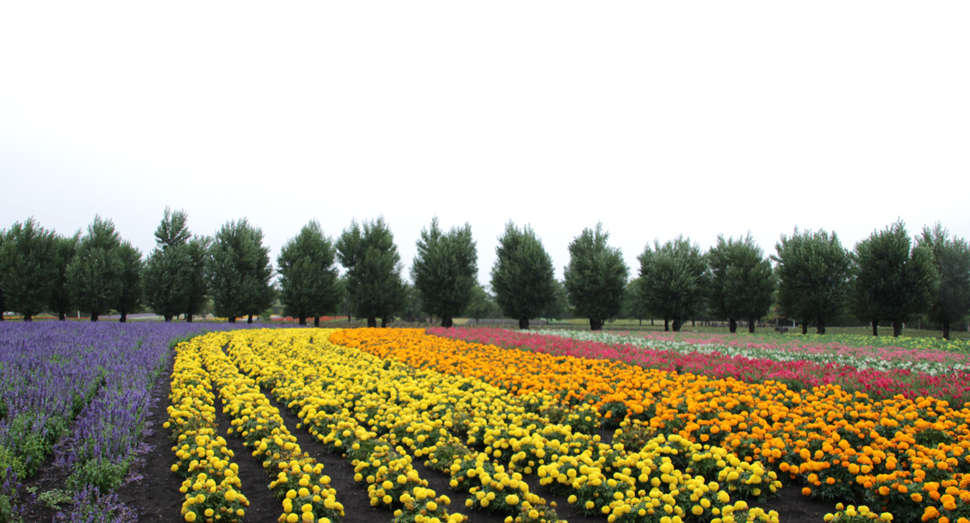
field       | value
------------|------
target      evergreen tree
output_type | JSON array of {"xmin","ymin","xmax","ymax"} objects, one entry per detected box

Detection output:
[
  {"xmin": 918, "ymin": 223, "xmax": 970, "ymax": 340},
  {"xmin": 114, "ymin": 241, "xmax": 144, "ymax": 322},
  {"xmin": 563, "ymin": 223, "xmax": 628, "ymax": 330},
  {"xmin": 541, "ymin": 279, "xmax": 571, "ymax": 323},
  {"xmin": 622, "ymin": 278, "xmax": 651, "ymax": 326},
  {"xmin": 336, "ymin": 217, "xmax": 406, "ymax": 328},
  {"xmin": 208, "ymin": 218, "xmax": 275, "ymax": 323},
  {"xmin": 49, "ymin": 231, "xmax": 80, "ymax": 320},
  {"xmin": 851, "ymin": 220, "xmax": 936, "ymax": 337},
  {"xmin": 277, "ymin": 220, "xmax": 341, "ymax": 326},
  {"xmin": 637, "ymin": 236, "xmax": 707, "ymax": 332},
  {"xmin": 464, "ymin": 283, "xmax": 500, "ymax": 324},
  {"xmin": 411, "ymin": 217, "xmax": 478, "ymax": 328},
  {"xmin": 183, "ymin": 236, "xmax": 210, "ymax": 322},
  {"xmin": 707, "ymin": 233, "xmax": 775, "ymax": 333},
  {"xmin": 490, "ymin": 221, "xmax": 556, "ymax": 330},
  {"xmin": 66, "ymin": 216, "xmax": 123, "ymax": 322},
  {"xmin": 144, "ymin": 208, "xmax": 194, "ymax": 322},
  {"xmin": 0, "ymin": 218, "xmax": 59, "ymax": 321},
  {"xmin": 773, "ymin": 228, "xmax": 851, "ymax": 335}
]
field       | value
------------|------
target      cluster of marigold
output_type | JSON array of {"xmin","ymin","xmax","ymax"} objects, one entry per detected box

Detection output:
[
  {"xmin": 164, "ymin": 336, "xmax": 250, "ymax": 523},
  {"xmin": 191, "ymin": 331, "xmax": 346, "ymax": 523},
  {"xmin": 224, "ymin": 328, "xmax": 779, "ymax": 523},
  {"xmin": 222, "ymin": 329, "xmax": 465, "ymax": 523},
  {"xmin": 330, "ymin": 328, "xmax": 970, "ymax": 523}
]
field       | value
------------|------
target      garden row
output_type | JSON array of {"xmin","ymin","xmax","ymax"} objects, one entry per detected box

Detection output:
[
  {"xmin": 183, "ymin": 328, "xmax": 778, "ymax": 523},
  {"xmin": 429, "ymin": 328, "xmax": 970, "ymax": 406},
  {"xmin": 0, "ymin": 322, "xmax": 225, "ymax": 522},
  {"xmin": 331, "ymin": 328, "xmax": 970, "ymax": 523}
]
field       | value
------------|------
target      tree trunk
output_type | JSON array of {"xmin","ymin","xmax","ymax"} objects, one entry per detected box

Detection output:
[
  {"xmin": 872, "ymin": 320, "xmax": 878, "ymax": 337},
  {"xmin": 119, "ymin": 312, "xmax": 127, "ymax": 323},
  {"xmin": 748, "ymin": 316, "xmax": 755, "ymax": 334},
  {"xmin": 651, "ymin": 318, "xmax": 654, "ymax": 326},
  {"xmin": 816, "ymin": 318, "xmax": 826, "ymax": 335},
  {"xmin": 381, "ymin": 317, "xmax": 388, "ymax": 328},
  {"xmin": 229, "ymin": 317, "xmax": 236, "ymax": 324},
  {"xmin": 672, "ymin": 318, "xmax": 683, "ymax": 332},
  {"xmin": 802, "ymin": 322, "xmax": 808, "ymax": 335},
  {"xmin": 664, "ymin": 318, "xmax": 669, "ymax": 332},
  {"xmin": 247, "ymin": 315, "xmax": 254, "ymax": 324},
  {"xmin": 729, "ymin": 318, "xmax": 737, "ymax": 333},
  {"xmin": 164, "ymin": 315, "xmax": 173, "ymax": 322},
  {"xmin": 299, "ymin": 316, "xmax": 307, "ymax": 326},
  {"xmin": 943, "ymin": 320, "xmax": 951, "ymax": 340},
  {"xmin": 58, "ymin": 312, "xmax": 66, "ymax": 321},
  {"xmin": 314, "ymin": 317, "xmax": 320, "ymax": 327},
  {"xmin": 639, "ymin": 318, "xmax": 642, "ymax": 326},
  {"xmin": 90, "ymin": 313, "xmax": 98, "ymax": 322},
  {"xmin": 692, "ymin": 318, "xmax": 695, "ymax": 327},
  {"xmin": 590, "ymin": 318, "xmax": 604, "ymax": 331},
  {"xmin": 518, "ymin": 318, "xmax": 530, "ymax": 330},
  {"xmin": 441, "ymin": 316, "xmax": 453, "ymax": 328},
  {"xmin": 367, "ymin": 316, "xmax": 377, "ymax": 328},
  {"xmin": 186, "ymin": 313, "xmax": 194, "ymax": 323},
  {"xmin": 892, "ymin": 320, "xmax": 902, "ymax": 337},
  {"xmin": 24, "ymin": 314, "xmax": 32, "ymax": 322}
]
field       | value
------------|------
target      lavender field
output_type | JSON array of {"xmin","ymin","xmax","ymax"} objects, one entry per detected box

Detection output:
[{"xmin": 0, "ymin": 322, "xmax": 230, "ymax": 522}]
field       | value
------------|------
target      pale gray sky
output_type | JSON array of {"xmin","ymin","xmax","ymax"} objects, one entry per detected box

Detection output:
[{"xmin": 2, "ymin": 2, "xmax": 968, "ymax": 287}]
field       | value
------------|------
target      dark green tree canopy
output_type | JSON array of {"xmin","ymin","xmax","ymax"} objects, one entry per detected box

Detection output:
[
  {"xmin": 637, "ymin": 236, "xmax": 707, "ymax": 332},
  {"xmin": 0, "ymin": 217, "xmax": 58, "ymax": 321},
  {"xmin": 490, "ymin": 221, "xmax": 556, "ymax": 330},
  {"xmin": 48, "ymin": 231, "xmax": 80, "ymax": 321},
  {"xmin": 622, "ymin": 277, "xmax": 651, "ymax": 325},
  {"xmin": 707, "ymin": 233, "xmax": 775, "ymax": 333},
  {"xmin": 563, "ymin": 223, "xmax": 629, "ymax": 330},
  {"xmin": 411, "ymin": 217, "xmax": 478, "ymax": 328},
  {"xmin": 207, "ymin": 218, "xmax": 275, "ymax": 323},
  {"xmin": 464, "ymin": 283, "xmax": 501, "ymax": 324},
  {"xmin": 114, "ymin": 240, "xmax": 144, "ymax": 322},
  {"xmin": 336, "ymin": 217, "xmax": 406, "ymax": 328},
  {"xmin": 277, "ymin": 220, "xmax": 342, "ymax": 326},
  {"xmin": 773, "ymin": 228, "xmax": 851, "ymax": 335},
  {"xmin": 918, "ymin": 223, "xmax": 970, "ymax": 340},
  {"xmin": 145, "ymin": 208, "xmax": 197, "ymax": 322},
  {"xmin": 851, "ymin": 220, "xmax": 937, "ymax": 337},
  {"xmin": 67, "ymin": 215, "xmax": 123, "ymax": 322}
]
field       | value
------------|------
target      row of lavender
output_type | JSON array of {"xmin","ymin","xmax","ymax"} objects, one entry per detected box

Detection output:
[{"xmin": 0, "ymin": 322, "xmax": 227, "ymax": 522}]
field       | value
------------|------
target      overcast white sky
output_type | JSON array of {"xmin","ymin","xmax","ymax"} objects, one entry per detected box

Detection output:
[{"xmin": 2, "ymin": 2, "xmax": 968, "ymax": 287}]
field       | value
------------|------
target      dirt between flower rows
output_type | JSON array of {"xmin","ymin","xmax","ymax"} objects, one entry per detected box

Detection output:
[{"xmin": 28, "ymin": 351, "xmax": 842, "ymax": 523}]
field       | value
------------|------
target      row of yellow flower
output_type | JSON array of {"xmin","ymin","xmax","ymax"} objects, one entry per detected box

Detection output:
[
  {"xmin": 224, "ymin": 328, "xmax": 465, "ymax": 523},
  {"xmin": 165, "ymin": 336, "xmax": 250, "ymax": 523},
  {"xmin": 223, "ymin": 328, "xmax": 778, "ymax": 523},
  {"xmin": 329, "ymin": 329, "xmax": 970, "ymax": 523},
  {"xmin": 201, "ymin": 331, "xmax": 345, "ymax": 523}
]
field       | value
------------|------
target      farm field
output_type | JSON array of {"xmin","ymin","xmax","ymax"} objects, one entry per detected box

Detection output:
[{"xmin": 4, "ymin": 324, "xmax": 970, "ymax": 523}]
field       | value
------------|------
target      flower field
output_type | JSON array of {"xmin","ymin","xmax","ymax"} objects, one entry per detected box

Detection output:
[{"xmin": 6, "ymin": 324, "xmax": 970, "ymax": 523}]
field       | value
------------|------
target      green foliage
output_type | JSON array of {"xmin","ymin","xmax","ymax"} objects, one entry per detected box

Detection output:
[
  {"xmin": 144, "ymin": 208, "xmax": 194, "ymax": 321},
  {"xmin": 114, "ymin": 241, "xmax": 144, "ymax": 321},
  {"xmin": 851, "ymin": 220, "xmax": 937, "ymax": 334},
  {"xmin": 636, "ymin": 236, "xmax": 707, "ymax": 332},
  {"xmin": 207, "ymin": 218, "xmax": 275, "ymax": 322},
  {"xmin": 774, "ymin": 228, "xmax": 851, "ymax": 334},
  {"xmin": 707, "ymin": 233, "xmax": 775, "ymax": 333},
  {"xmin": 48, "ymin": 231, "xmax": 80, "ymax": 320},
  {"xmin": 621, "ymin": 277, "xmax": 650, "ymax": 324},
  {"xmin": 411, "ymin": 217, "xmax": 478, "ymax": 328},
  {"xmin": 563, "ymin": 222, "xmax": 628, "ymax": 330},
  {"xmin": 0, "ymin": 217, "xmax": 59, "ymax": 320},
  {"xmin": 66, "ymin": 215, "xmax": 123, "ymax": 321},
  {"xmin": 463, "ymin": 283, "xmax": 500, "ymax": 323},
  {"xmin": 541, "ymin": 278, "xmax": 571, "ymax": 322},
  {"xmin": 336, "ymin": 217, "xmax": 407, "ymax": 327},
  {"xmin": 277, "ymin": 219, "xmax": 342, "ymax": 325},
  {"xmin": 183, "ymin": 236, "xmax": 210, "ymax": 320},
  {"xmin": 490, "ymin": 221, "xmax": 556, "ymax": 329},
  {"xmin": 918, "ymin": 223, "xmax": 970, "ymax": 339},
  {"xmin": 67, "ymin": 457, "xmax": 129, "ymax": 493}
]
